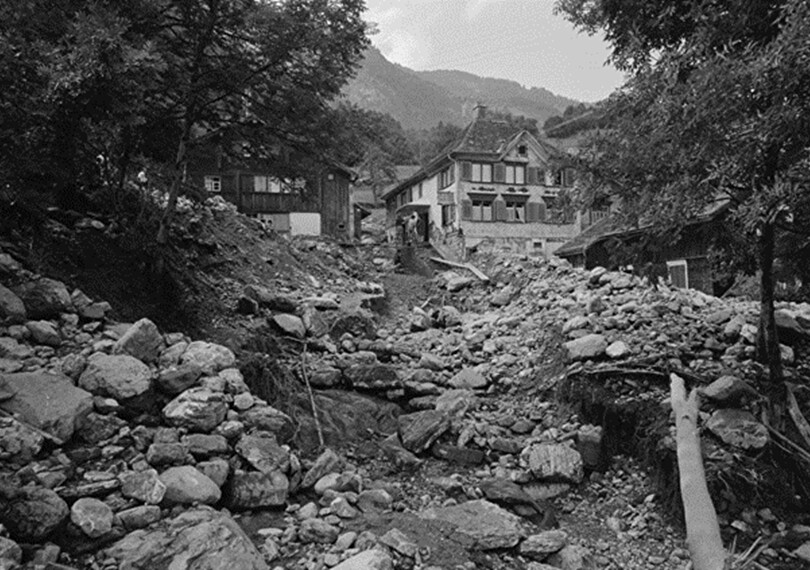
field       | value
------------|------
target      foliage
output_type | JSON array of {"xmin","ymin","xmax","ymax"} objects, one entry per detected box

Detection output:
[
  {"xmin": 0, "ymin": 0, "xmax": 370, "ymax": 239},
  {"xmin": 325, "ymin": 102, "xmax": 415, "ymax": 202},
  {"xmin": 556, "ymin": 0, "xmax": 810, "ymax": 381}
]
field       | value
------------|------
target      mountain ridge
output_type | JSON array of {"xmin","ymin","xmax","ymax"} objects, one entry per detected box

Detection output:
[{"xmin": 342, "ymin": 47, "xmax": 579, "ymax": 131}]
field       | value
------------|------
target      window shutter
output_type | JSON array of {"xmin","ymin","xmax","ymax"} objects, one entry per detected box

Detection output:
[
  {"xmin": 564, "ymin": 168, "xmax": 575, "ymax": 187},
  {"xmin": 461, "ymin": 199, "xmax": 473, "ymax": 220},
  {"xmin": 527, "ymin": 167, "xmax": 540, "ymax": 185},
  {"xmin": 494, "ymin": 163, "xmax": 506, "ymax": 183},
  {"xmin": 494, "ymin": 198, "xmax": 507, "ymax": 221},
  {"xmin": 526, "ymin": 201, "xmax": 539, "ymax": 222},
  {"xmin": 461, "ymin": 161, "xmax": 472, "ymax": 181}
]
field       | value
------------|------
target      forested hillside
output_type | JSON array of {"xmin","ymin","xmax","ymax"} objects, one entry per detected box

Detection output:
[{"xmin": 343, "ymin": 47, "xmax": 577, "ymax": 130}]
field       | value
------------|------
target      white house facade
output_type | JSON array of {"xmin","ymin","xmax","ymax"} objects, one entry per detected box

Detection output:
[{"xmin": 382, "ymin": 106, "xmax": 591, "ymax": 259}]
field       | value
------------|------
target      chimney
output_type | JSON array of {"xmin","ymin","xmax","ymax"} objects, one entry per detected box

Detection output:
[{"xmin": 473, "ymin": 103, "xmax": 487, "ymax": 120}]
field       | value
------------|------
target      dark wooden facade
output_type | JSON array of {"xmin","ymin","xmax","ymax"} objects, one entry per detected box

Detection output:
[
  {"xmin": 556, "ymin": 205, "xmax": 729, "ymax": 294},
  {"xmin": 188, "ymin": 156, "xmax": 352, "ymax": 239}
]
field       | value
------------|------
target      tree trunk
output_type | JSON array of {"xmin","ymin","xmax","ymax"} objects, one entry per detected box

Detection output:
[
  {"xmin": 756, "ymin": 221, "xmax": 782, "ymax": 383},
  {"xmin": 156, "ymin": 122, "xmax": 191, "ymax": 245},
  {"xmin": 670, "ymin": 373, "xmax": 726, "ymax": 570}
]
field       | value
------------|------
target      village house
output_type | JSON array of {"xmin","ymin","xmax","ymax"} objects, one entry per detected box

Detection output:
[
  {"xmin": 189, "ymin": 151, "xmax": 354, "ymax": 239},
  {"xmin": 554, "ymin": 200, "xmax": 731, "ymax": 294},
  {"xmin": 381, "ymin": 105, "xmax": 606, "ymax": 259}
]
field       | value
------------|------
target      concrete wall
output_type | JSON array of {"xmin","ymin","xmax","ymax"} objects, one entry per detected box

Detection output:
[{"xmin": 290, "ymin": 213, "xmax": 322, "ymax": 236}]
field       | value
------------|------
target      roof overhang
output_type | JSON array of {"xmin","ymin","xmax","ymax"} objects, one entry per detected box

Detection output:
[{"xmin": 396, "ymin": 203, "xmax": 430, "ymax": 216}]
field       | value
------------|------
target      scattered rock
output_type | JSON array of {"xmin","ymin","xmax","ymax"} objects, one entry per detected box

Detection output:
[
  {"xmin": 706, "ymin": 409, "xmax": 769, "ymax": 450},
  {"xmin": 419, "ymin": 499, "xmax": 525, "ymax": 550},
  {"xmin": 398, "ymin": 410, "xmax": 450, "ymax": 453},
  {"xmin": 0, "ymin": 487, "xmax": 69, "ymax": 542},
  {"xmin": 113, "ymin": 318, "xmax": 165, "ymax": 363},
  {"xmin": 522, "ymin": 444, "xmax": 584, "ymax": 484},
  {"xmin": 71, "ymin": 497, "xmax": 114, "ymax": 538},
  {"xmin": 13, "ymin": 278, "xmax": 72, "ymax": 319},
  {"xmin": 0, "ymin": 371, "xmax": 93, "ymax": 442},
  {"xmin": 79, "ymin": 354, "xmax": 152, "ymax": 401},
  {"xmin": 159, "ymin": 466, "xmax": 221, "ymax": 505},
  {"xmin": 104, "ymin": 507, "xmax": 268, "ymax": 569},
  {"xmin": 564, "ymin": 334, "xmax": 607, "ymax": 361}
]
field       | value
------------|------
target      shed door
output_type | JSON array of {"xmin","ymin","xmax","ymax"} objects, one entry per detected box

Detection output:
[{"xmin": 667, "ymin": 260, "xmax": 689, "ymax": 289}]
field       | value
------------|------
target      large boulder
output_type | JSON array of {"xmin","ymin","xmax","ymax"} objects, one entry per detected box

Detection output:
[
  {"xmin": 419, "ymin": 499, "xmax": 524, "ymax": 550},
  {"xmin": 163, "ymin": 388, "xmax": 228, "ymax": 433},
  {"xmin": 79, "ymin": 354, "xmax": 152, "ymax": 401},
  {"xmin": 0, "ymin": 371, "xmax": 93, "ymax": 442},
  {"xmin": 103, "ymin": 507, "xmax": 268, "ymax": 570},
  {"xmin": 522, "ymin": 443, "xmax": 584, "ymax": 484},
  {"xmin": 329, "ymin": 312, "xmax": 376, "ymax": 340},
  {"xmin": 113, "ymin": 318, "xmax": 165, "ymax": 364},
  {"xmin": 706, "ymin": 409, "xmax": 769, "ymax": 450},
  {"xmin": 271, "ymin": 314, "xmax": 306, "ymax": 338},
  {"xmin": 0, "ymin": 487, "xmax": 69, "ymax": 542},
  {"xmin": 159, "ymin": 466, "xmax": 221, "ymax": 505},
  {"xmin": 71, "ymin": 497, "xmax": 114, "ymax": 539},
  {"xmin": 225, "ymin": 471, "xmax": 289, "ymax": 510},
  {"xmin": 13, "ymin": 278, "xmax": 72, "ymax": 319},
  {"xmin": 25, "ymin": 320, "xmax": 61, "ymax": 347},
  {"xmin": 180, "ymin": 341, "xmax": 236, "ymax": 375},
  {"xmin": 0, "ymin": 285, "xmax": 26, "ymax": 324},
  {"xmin": 239, "ymin": 404, "xmax": 295, "ymax": 442},
  {"xmin": 397, "ymin": 410, "xmax": 450, "ymax": 453},
  {"xmin": 448, "ymin": 368, "xmax": 488, "ymax": 390},
  {"xmin": 235, "ymin": 433, "xmax": 290, "ymax": 474},
  {"xmin": 564, "ymin": 334, "xmax": 607, "ymax": 361}
]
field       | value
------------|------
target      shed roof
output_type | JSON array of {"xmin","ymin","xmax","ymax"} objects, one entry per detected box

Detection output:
[{"xmin": 555, "ymin": 198, "xmax": 731, "ymax": 259}]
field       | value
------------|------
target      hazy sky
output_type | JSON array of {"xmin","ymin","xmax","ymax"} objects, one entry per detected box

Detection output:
[{"xmin": 364, "ymin": 0, "xmax": 626, "ymax": 102}]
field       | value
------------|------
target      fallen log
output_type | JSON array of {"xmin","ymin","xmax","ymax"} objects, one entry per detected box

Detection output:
[{"xmin": 670, "ymin": 373, "xmax": 727, "ymax": 570}]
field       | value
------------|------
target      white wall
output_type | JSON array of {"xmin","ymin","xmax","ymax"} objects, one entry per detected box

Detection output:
[{"xmin": 290, "ymin": 213, "xmax": 321, "ymax": 236}]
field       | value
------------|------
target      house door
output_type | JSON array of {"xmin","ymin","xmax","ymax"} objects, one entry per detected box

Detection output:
[{"xmin": 666, "ymin": 259, "xmax": 689, "ymax": 288}]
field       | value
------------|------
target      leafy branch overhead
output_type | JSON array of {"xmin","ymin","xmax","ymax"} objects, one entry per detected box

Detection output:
[
  {"xmin": 556, "ymin": 0, "xmax": 810, "ymax": 383},
  {"xmin": 0, "ymin": 0, "xmax": 370, "ymax": 234}
]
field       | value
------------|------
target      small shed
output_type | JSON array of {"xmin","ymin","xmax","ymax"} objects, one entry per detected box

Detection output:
[{"xmin": 555, "ymin": 201, "xmax": 730, "ymax": 294}]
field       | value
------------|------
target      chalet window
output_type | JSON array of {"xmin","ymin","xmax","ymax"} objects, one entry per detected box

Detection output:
[
  {"xmin": 518, "ymin": 145, "xmax": 527, "ymax": 156},
  {"xmin": 439, "ymin": 166, "xmax": 455, "ymax": 189},
  {"xmin": 417, "ymin": 182, "xmax": 423, "ymax": 199},
  {"xmin": 254, "ymin": 176, "xmax": 281, "ymax": 193},
  {"xmin": 563, "ymin": 168, "xmax": 575, "ymax": 187},
  {"xmin": 667, "ymin": 260, "xmax": 689, "ymax": 288},
  {"xmin": 471, "ymin": 198, "xmax": 494, "ymax": 221},
  {"xmin": 204, "ymin": 176, "xmax": 221, "ymax": 193},
  {"xmin": 442, "ymin": 204, "xmax": 455, "ymax": 226},
  {"xmin": 406, "ymin": 187, "xmax": 413, "ymax": 203},
  {"xmin": 504, "ymin": 164, "xmax": 525, "ymax": 185},
  {"xmin": 504, "ymin": 199, "xmax": 526, "ymax": 222},
  {"xmin": 471, "ymin": 163, "xmax": 493, "ymax": 183},
  {"xmin": 553, "ymin": 170, "xmax": 564, "ymax": 186}
]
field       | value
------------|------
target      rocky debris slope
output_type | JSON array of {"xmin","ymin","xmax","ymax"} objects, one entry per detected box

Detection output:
[{"xmin": 2, "ymin": 235, "xmax": 810, "ymax": 570}]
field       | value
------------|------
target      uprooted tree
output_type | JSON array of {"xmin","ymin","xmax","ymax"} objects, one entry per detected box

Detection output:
[{"xmin": 555, "ymin": 0, "xmax": 810, "ymax": 387}]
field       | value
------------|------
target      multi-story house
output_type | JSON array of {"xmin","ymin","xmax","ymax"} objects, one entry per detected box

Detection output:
[{"xmin": 382, "ymin": 105, "xmax": 598, "ymax": 259}]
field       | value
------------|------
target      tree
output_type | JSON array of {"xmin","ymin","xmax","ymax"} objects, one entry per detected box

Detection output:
[
  {"xmin": 326, "ymin": 103, "xmax": 415, "ymax": 202},
  {"xmin": 0, "ymin": 0, "xmax": 370, "ymax": 242},
  {"xmin": 556, "ymin": 0, "xmax": 810, "ymax": 385}
]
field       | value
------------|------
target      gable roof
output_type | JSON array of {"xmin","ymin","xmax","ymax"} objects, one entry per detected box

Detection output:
[{"xmin": 382, "ymin": 112, "xmax": 566, "ymax": 200}]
